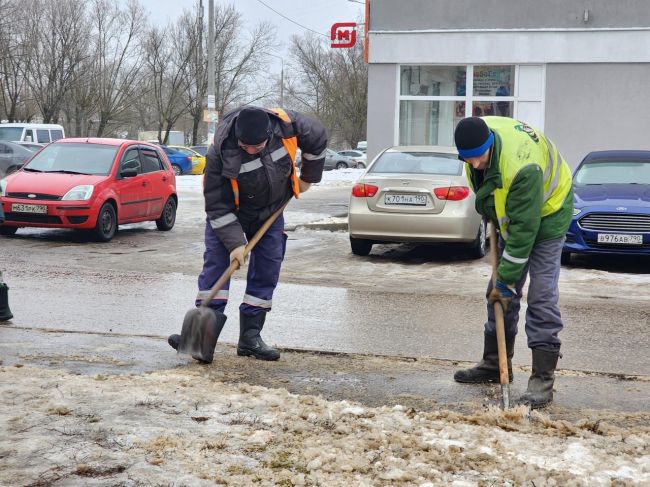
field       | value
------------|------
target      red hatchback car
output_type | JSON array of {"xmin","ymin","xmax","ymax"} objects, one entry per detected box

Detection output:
[{"xmin": 0, "ymin": 138, "xmax": 177, "ymax": 241}]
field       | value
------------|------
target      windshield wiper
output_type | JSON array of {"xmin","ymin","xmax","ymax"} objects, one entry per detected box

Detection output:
[
  {"xmin": 44, "ymin": 169, "xmax": 91, "ymax": 175},
  {"xmin": 22, "ymin": 167, "xmax": 43, "ymax": 172}
]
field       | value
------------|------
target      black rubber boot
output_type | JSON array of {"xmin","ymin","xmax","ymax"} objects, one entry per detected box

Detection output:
[
  {"xmin": 237, "ymin": 311, "xmax": 280, "ymax": 361},
  {"xmin": 0, "ymin": 283, "xmax": 13, "ymax": 321},
  {"xmin": 169, "ymin": 307, "xmax": 226, "ymax": 364},
  {"xmin": 518, "ymin": 348, "xmax": 560, "ymax": 409},
  {"xmin": 454, "ymin": 332, "xmax": 515, "ymax": 383}
]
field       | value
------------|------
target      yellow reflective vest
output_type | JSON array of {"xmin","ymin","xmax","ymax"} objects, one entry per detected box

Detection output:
[{"xmin": 469, "ymin": 116, "xmax": 572, "ymax": 240}]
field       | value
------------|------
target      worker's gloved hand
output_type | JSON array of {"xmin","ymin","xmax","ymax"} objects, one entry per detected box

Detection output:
[
  {"xmin": 488, "ymin": 279, "xmax": 515, "ymax": 311},
  {"xmin": 298, "ymin": 178, "xmax": 311, "ymax": 193},
  {"xmin": 229, "ymin": 245, "xmax": 246, "ymax": 268}
]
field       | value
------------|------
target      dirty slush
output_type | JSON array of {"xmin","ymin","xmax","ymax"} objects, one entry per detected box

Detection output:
[{"xmin": 2, "ymin": 364, "xmax": 649, "ymax": 486}]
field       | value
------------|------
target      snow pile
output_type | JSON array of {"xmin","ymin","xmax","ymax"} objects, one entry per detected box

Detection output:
[{"xmin": 2, "ymin": 365, "xmax": 648, "ymax": 486}]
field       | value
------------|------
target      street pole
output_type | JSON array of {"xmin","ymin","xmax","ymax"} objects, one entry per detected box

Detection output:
[
  {"xmin": 266, "ymin": 52, "xmax": 284, "ymax": 107},
  {"xmin": 207, "ymin": 0, "xmax": 216, "ymax": 144},
  {"xmin": 280, "ymin": 57, "xmax": 284, "ymax": 107}
]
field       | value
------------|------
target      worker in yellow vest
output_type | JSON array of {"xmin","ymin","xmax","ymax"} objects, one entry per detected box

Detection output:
[
  {"xmin": 170, "ymin": 106, "xmax": 327, "ymax": 361},
  {"xmin": 453, "ymin": 116, "xmax": 573, "ymax": 408}
]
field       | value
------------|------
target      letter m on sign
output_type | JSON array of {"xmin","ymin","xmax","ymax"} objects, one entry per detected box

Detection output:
[{"xmin": 331, "ymin": 22, "xmax": 357, "ymax": 48}]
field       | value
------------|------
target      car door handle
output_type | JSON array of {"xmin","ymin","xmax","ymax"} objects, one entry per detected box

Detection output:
[
  {"xmin": 141, "ymin": 181, "xmax": 148, "ymax": 187},
  {"xmin": 162, "ymin": 176, "xmax": 168, "ymax": 182}
]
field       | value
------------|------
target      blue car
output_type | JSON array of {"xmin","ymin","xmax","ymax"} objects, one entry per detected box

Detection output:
[
  {"xmin": 562, "ymin": 150, "xmax": 650, "ymax": 264},
  {"xmin": 161, "ymin": 146, "xmax": 193, "ymax": 176}
]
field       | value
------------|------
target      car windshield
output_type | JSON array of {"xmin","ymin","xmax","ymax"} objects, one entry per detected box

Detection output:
[
  {"xmin": 24, "ymin": 143, "xmax": 118, "ymax": 175},
  {"xmin": 574, "ymin": 161, "xmax": 650, "ymax": 185},
  {"xmin": 369, "ymin": 151, "xmax": 461, "ymax": 175},
  {"xmin": 0, "ymin": 127, "xmax": 23, "ymax": 141}
]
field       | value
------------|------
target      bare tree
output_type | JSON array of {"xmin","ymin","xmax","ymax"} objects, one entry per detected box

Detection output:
[
  {"xmin": 22, "ymin": 0, "xmax": 90, "ymax": 123},
  {"xmin": 143, "ymin": 19, "xmax": 197, "ymax": 144},
  {"xmin": 288, "ymin": 32, "xmax": 367, "ymax": 149},
  {"xmin": 89, "ymin": 0, "xmax": 146, "ymax": 137},
  {"xmin": 212, "ymin": 4, "xmax": 277, "ymax": 114},
  {"xmin": 180, "ymin": 1, "xmax": 207, "ymax": 146},
  {"xmin": 0, "ymin": 0, "xmax": 36, "ymax": 121}
]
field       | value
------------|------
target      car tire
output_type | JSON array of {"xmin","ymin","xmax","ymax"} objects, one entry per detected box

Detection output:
[
  {"xmin": 171, "ymin": 164, "xmax": 182, "ymax": 176},
  {"xmin": 94, "ymin": 202, "xmax": 117, "ymax": 242},
  {"xmin": 0, "ymin": 226, "xmax": 18, "ymax": 236},
  {"xmin": 156, "ymin": 197, "xmax": 177, "ymax": 231},
  {"xmin": 336, "ymin": 162, "xmax": 348, "ymax": 170},
  {"xmin": 469, "ymin": 218, "xmax": 487, "ymax": 259},
  {"xmin": 350, "ymin": 237, "xmax": 372, "ymax": 256},
  {"xmin": 561, "ymin": 251, "xmax": 572, "ymax": 266},
  {"xmin": 357, "ymin": 162, "xmax": 366, "ymax": 169}
]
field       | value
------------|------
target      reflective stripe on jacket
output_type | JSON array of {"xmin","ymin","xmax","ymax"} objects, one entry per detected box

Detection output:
[
  {"xmin": 465, "ymin": 116, "xmax": 573, "ymax": 283},
  {"xmin": 478, "ymin": 117, "xmax": 572, "ymax": 240},
  {"xmin": 203, "ymin": 107, "xmax": 327, "ymax": 251}
]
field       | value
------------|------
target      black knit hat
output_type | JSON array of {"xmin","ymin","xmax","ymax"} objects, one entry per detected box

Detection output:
[
  {"xmin": 235, "ymin": 107, "xmax": 270, "ymax": 145},
  {"xmin": 454, "ymin": 117, "xmax": 494, "ymax": 159}
]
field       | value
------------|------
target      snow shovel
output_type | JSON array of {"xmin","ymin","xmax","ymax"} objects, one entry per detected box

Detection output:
[
  {"xmin": 489, "ymin": 224, "xmax": 511, "ymax": 409},
  {"xmin": 171, "ymin": 198, "xmax": 292, "ymax": 364}
]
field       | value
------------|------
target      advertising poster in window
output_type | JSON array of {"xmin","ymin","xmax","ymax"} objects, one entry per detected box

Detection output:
[{"xmin": 473, "ymin": 66, "xmax": 514, "ymax": 97}]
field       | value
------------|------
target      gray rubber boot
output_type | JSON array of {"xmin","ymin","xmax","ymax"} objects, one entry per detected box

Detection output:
[
  {"xmin": 518, "ymin": 348, "xmax": 560, "ymax": 409},
  {"xmin": 454, "ymin": 332, "xmax": 515, "ymax": 383},
  {"xmin": 237, "ymin": 311, "xmax": 280, "ymax": 361}
]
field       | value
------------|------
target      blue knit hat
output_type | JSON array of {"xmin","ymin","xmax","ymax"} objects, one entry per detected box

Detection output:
[{"xmin": 454, "ymin": 117, "xmax": 494, "ymax": 159}]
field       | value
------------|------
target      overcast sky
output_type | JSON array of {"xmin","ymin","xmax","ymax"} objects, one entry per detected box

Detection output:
[{"xmin": 138, "ymin": 0, "xmax": 363, "ymax": 48}]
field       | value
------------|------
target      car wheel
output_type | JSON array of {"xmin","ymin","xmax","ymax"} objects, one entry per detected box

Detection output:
[
  {"xmin": 350, "ymin": 237, "xmax": 372, "ymax": 256},
  {"xmin": 171, "ymin": 164, "xmax": 182, "ymax": 176},
  {"xmin": 357, "ymin": 162, "xmax": 366, "ymax": 169},
  {"xmin": 336, "ymin": 162, "xmax": 348, "ymax": 170},
  {"xmin": 469, "ymin": 218, "xmax": 487, "ymax": 259},
  {"xmin": 156, "ymin": 197, "xmax": 177, "ymax": 231},
  {"xmin": 0, "ymin": 226, "xmax": 18, "ymax": 236},
  {"xmin": 561, "ymin": 251, "xmax": 572, "ymax": 266},
  {"xmin": 94, "ymin": 202, "xmax": 117, "ymax": 242}
]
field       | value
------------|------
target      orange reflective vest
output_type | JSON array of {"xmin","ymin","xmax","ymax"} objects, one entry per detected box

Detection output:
[{"xmin": 230, "ymin": 107, "xmax": 300, "ymax": 209}]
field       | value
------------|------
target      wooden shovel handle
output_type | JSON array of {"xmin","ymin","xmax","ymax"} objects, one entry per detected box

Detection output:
[
  {"xmin": 490, "ymin": 224, "xmax": 510, "ymax": 386},
  {"xmin": 200, "ymin": 198, "xmax": 292, "ymax": 307}
]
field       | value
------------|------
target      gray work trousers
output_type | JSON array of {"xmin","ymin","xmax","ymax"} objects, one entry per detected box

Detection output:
[{"xmin": 484, "ymin": 236, "xmax": 566, "ymax": 351}]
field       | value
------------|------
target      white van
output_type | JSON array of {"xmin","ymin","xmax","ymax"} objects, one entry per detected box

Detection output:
[{"xmin": 0, "ymin": 123, "xmax": 65, "ymax": 144}]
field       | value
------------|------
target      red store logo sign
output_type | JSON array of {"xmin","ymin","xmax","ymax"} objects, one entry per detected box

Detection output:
[{"xmin": 331, "ymin": 22, "xmax": 357, "ymax": 48}]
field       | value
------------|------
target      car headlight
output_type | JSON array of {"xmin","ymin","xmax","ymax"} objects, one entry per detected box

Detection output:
[
  {"xmin": 0, "ymin": 178, "xmax": 6, "ymax": 197},
  {"xmin": 62, "ymin": 185, "xmax": 94, "ymax": 201},
  {"xmin": 573, "ymin": 208, "xmax": 582, "ymax": 216}
]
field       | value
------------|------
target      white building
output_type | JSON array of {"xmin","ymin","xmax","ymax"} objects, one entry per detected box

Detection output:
[{"xmin": 365, "ymin": 0, "xmax": 650, "ymax": 167}]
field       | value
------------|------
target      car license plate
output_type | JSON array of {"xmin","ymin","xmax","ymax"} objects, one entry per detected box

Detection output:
[
  {"xmin": 385, "ymin": 194, "xmax": 427, "ymax": 206},
  {"xmin": 597, "ymin": 233, "xmax": 642, "ymax": 245},
  {"xmin": 11, "ymin": 203, "xmax": 47, "ymax": 214}
]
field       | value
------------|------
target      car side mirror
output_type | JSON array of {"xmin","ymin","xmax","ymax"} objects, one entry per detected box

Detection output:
[{"xmin": 121, "ymin": 167, "xmax": 138, "ymax": 178}]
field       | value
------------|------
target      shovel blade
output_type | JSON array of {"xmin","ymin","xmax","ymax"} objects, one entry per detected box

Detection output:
[
  {"xmin": 500, "ymin": 384, "xmax": 511, "ymax": 410},
  {"xmin": 177, "ymin": 307, "xmax": 226, "ymax": 364}
]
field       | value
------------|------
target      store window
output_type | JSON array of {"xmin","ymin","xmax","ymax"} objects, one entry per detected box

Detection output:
[{"xmin": 398, "ymin": 65, "xmax": 539, "ymax": 147}]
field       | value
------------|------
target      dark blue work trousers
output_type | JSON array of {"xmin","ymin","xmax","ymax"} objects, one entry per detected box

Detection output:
[{"xmin": 196, "ymin": 215, "xmax": 287, "ymax": 317}]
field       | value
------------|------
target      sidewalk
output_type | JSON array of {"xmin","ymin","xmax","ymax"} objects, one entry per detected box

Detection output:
[{"xmin": 2, "ymin": 325, "xmax": 649, "ymax": 424}]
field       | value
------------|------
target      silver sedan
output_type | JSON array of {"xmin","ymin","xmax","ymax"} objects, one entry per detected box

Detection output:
[{"xmin": 347, "ymin": 145, "xmax": 486, "ymax": 258}]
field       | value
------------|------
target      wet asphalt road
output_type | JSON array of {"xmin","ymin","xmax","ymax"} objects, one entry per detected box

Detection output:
[{"xmin": 1, "ymin": 179, "xmax": 649, "ymax": 414}]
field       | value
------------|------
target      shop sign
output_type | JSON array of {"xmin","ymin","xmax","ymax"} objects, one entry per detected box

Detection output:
[{"xmin": 331, "ymin": 22, "xmax": 356, "ymax": 48}]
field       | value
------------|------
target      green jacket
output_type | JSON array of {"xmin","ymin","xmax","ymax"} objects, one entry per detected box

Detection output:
[{"xmin": 466, "ymin": 117, "xmax": 574, "ymax": 284}]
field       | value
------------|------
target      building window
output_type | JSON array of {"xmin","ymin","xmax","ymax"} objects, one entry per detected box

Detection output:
[{"xmin": 398, "ymin": 65, "xmax": 542, "ymax": 147}]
